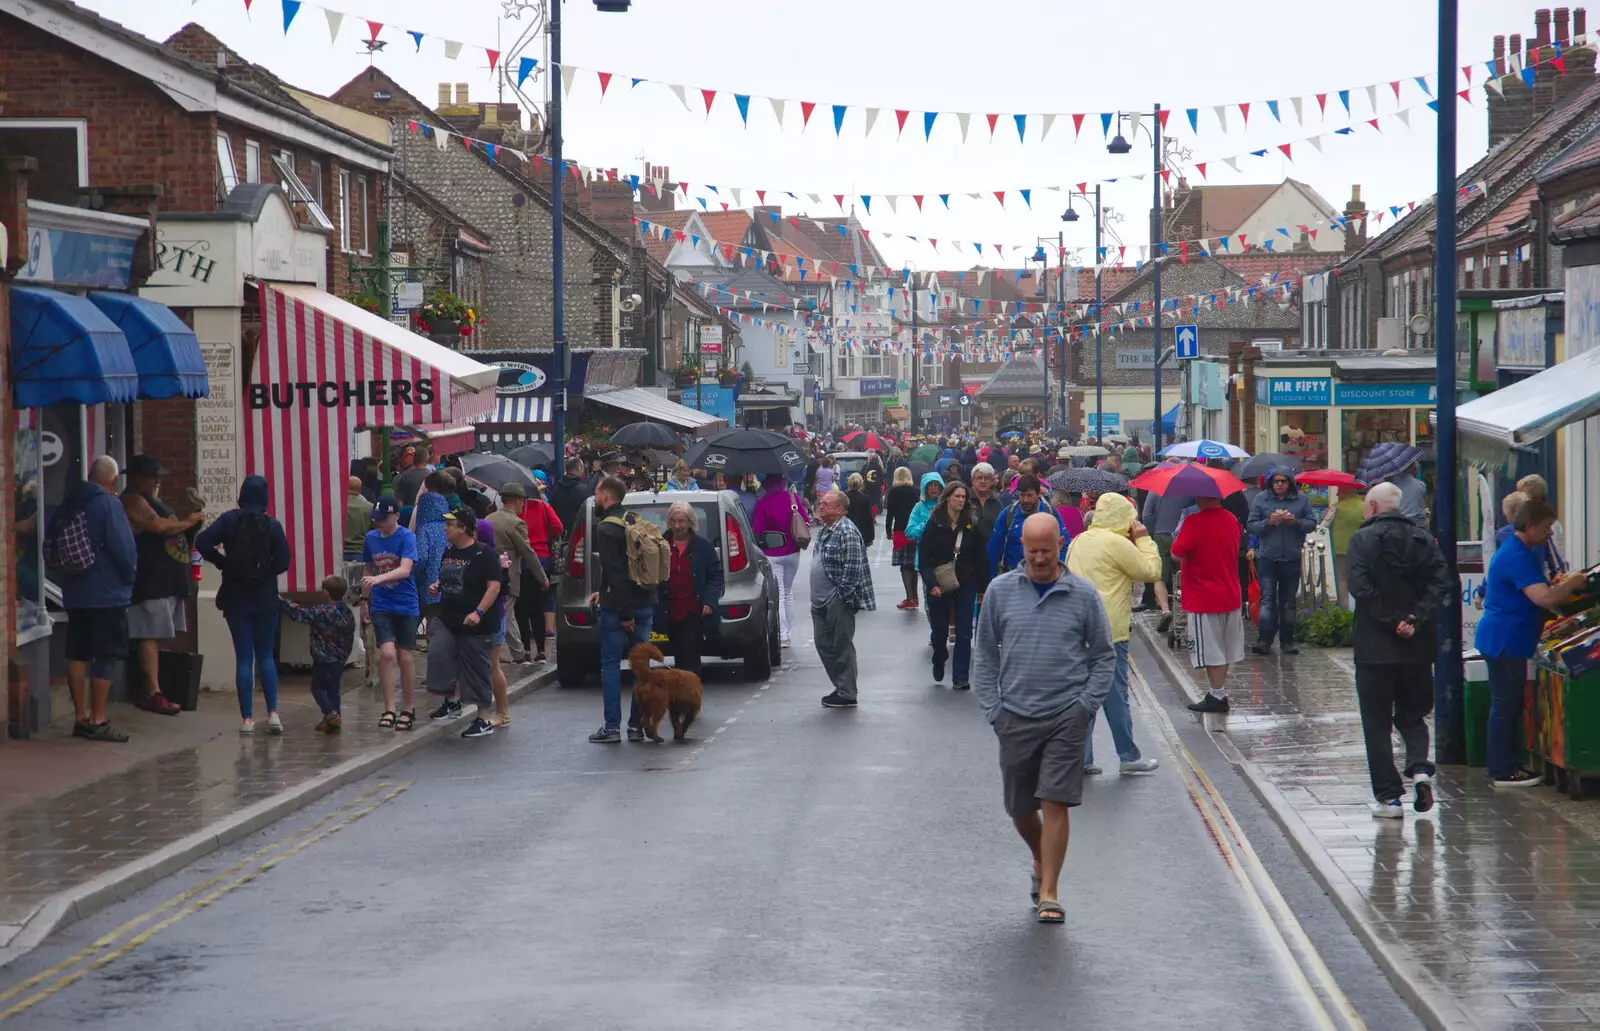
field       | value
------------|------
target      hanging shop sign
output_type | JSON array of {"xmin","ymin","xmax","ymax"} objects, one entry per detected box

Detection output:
[
  {"xmin": 1255, "ymin": 377, "xmax": 1331, "ymax": 406},
  {"xmin": 859, "ymin": 377, "xmax": 898, "ymax": 397},
  {"xmin": 17, "ymin": 201, "xmax": 143, "ymax": 289},
  {"xmin": 1496, "ymin": 307, "xmax": 1548, "ymax": 369},
  {"xmin": 143, "ymin": 186, "xmax": 326, "ymax": 308},
  {"xmin": 495, "ymin": 361, "xmax": 549, "ymax": 395},
  {"xmin": 1332, "ymin": 382, "xmax": 1437, "ymax": 406}
]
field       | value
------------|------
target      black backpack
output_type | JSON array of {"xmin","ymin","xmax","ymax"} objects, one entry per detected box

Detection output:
[{"xmin": 227, "ymin": 511, "xmax": 276, "ymax": 584}]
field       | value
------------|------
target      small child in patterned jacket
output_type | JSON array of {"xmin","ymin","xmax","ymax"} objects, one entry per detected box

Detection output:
[{"xmin": 280, "ymin": 575, "xmax": 356, "ymax": 732}]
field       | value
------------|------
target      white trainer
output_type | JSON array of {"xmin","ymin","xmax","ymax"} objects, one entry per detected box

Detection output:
[
  {"xmin": 1370, "ymin": 801, "xmax": 1404, "ymax": 818},
  {"xmin": 1119, "ymin": 757, "xmax": 1160, "ymax": 774}
]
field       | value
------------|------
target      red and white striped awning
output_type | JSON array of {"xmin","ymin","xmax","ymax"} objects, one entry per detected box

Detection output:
[
  {"xmin": 421, "ymin": 425, "xmax": 476, "ymax": 456},
  {"xmin": 246, "ymin": 283, "xmax": 498, "ymax": 592}
]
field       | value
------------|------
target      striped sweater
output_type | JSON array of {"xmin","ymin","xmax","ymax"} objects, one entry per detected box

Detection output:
[{"xmin": 972, "ymin": 565, "xmax": 1116, "ymax": 724}]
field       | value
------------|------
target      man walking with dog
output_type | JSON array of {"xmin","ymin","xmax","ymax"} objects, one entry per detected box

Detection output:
[
  {"xmin": 974, "ymin": 512, "xmax": 1115, "ymax": 923},
  {"xmin": 588, "ymin": 476, "xmax": 661, "ymax": 744},
  {"xmin": 812, "ymin": 490, "xmax": 876, "ymax": 708}
]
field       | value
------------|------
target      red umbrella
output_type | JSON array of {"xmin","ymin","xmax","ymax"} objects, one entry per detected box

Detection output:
[
  {"xmin": 841, "ymin": 430, "xmax": 886, "ymax": 451},
  {"xmin": 1295, "ymin": 468, "xmax": 1364, "ymax": 489},
  {"xmin": 1128, "ymin": 461, "xmax": 1246, "ymax": 498}
]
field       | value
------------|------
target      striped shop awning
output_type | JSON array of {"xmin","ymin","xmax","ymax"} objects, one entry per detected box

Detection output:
[{"xmin": 476, "ymin": 393, "xmax": 554, "ymax": 443}]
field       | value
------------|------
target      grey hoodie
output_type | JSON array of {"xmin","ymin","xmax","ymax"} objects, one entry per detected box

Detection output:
[
  {"xmin": 1247, "ymin": 476, "xmax": 1316, "ymax": 562},
  {"xmin": 972, "ymin": 565, "xmax": 1116, "ymax": 724}
]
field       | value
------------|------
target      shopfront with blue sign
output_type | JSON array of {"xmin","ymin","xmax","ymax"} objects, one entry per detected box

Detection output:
[{"xmin": 1253, "ymin": 367, "xmax": 1438, "ymax": 474}]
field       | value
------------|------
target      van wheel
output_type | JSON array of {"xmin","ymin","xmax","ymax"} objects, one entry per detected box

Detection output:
[
  {"xmin": 744, "ymin": 636, "xmax": 773, "ymax": 681},
  {"xmin": 557, "ymin": 650, "xmax": 589, "ymax": 688},
  {"xmin": 767, "ymin": 612, "xmax": 782, "ymax": 668}
]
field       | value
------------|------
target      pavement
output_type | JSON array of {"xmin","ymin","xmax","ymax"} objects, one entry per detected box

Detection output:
[
  {"xmin": 0, "ymin": 547, "xmax": 1430, "ymax": 1031},
  {"xmin": 1132, "ymin": 610, "xmax": 1600, "ymax": 1031},
  {"xmin": 0, "ymin": 661, "xmax": 553, "ymax": 966}
]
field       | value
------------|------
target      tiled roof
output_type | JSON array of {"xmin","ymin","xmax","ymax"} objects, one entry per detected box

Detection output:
[
  {"xmin": 1537, "ymin": 121, "xmax": 1600, "ymax": 184},
  {"xmin": 1177, "ymin": 184, "xmax": 1281, "ymax": 236},
  {"xmin": 767, "ymin": 214, "xmax": 889, "ymax": 269},
  {"xmin": 1100, "ymin": 254, "xmax": 1304, "ymax": 332},
  {"xmin": 1472, "ymin": 183, "xmax": 1539, "ymax": 244},
  {"xmin": 637, "ymin": 209, "xmax": 691, "ymax": 264},
  {"xmin": 1557, "ymin": 192, "xmax": 1600, "ymax": 231},
  {"xmin": 697, "ymin": 210, "xmax": 754, "ymax": 251},
  {"xmin": 975, "ymin": 354, "xmax": 1047, "ymax": 396}
]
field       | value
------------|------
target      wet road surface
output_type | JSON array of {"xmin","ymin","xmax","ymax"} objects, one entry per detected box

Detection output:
[{"xmin": 0, "ymin": 548, "xmax": 1427, "ymax": 1031}]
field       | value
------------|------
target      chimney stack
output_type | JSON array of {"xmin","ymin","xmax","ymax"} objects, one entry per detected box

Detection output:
[
  {"xmin": 1578, "ymin": 7, "xmax": 1588, "ymax": 37},
  {"xmin": 454, "ymin": 83, "xmax": 469, "ymax": 106},
  {"xmin": 1556, "ymin": 7, "xmax": 1570, "ymax": 43},
  {"xmin": 436, "ymin": 83, "xmax": 451, "ymax": 108},
  {"xmin": 1494, "ymin": 34, "xmax": 1506, "ymax": 76},
  {"xmin": 1536, "ymin": 8, "xmax": 1552, "ymax": 47},
  {"xmin": 1343, "ymin": 185, "xmax": 1367, "ymax": 253}
]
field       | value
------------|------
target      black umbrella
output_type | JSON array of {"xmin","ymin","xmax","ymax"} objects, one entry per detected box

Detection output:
[
  {"xmin": 642, "ymin": 448, "xmax": 679, "ymax": 469},
  {"xmin": 460, "ymin": 452, "xmax": 538, "ymax": 493},
  {"xmin": 908, "ymin": 460, "xmax": 932, "ymax": 479},
  {"xmin": 1234, "ymin": 452, "xmax": 1303, "ymax": 480},
  {"xmin": 1047, "ymin": 467, "xmax": 1129, "ymax": 494},
  {"xmin": 507, "ymin": 442, "xmax": 554, "ymax": 468},
  {"xmin": 611, "ymin": 422, "xmax": 681, "ymax": 449},
  {"xmin": 682, "ymin": 428, "xmax": 807, "ymax": 477}
]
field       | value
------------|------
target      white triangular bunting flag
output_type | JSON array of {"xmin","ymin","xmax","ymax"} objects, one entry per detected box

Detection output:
[
  {"xmin": 1223, "ymin": 156, "xmax": 1240, "ymax": 172},
  {"xmin": 730, "ymin": 188, "xmax": 742, "ymax": 207},
  {"xmin": 443, "ymin": 39, "xmax": 463, "ymax": 61},
  {"xmin": 1128, "ymin": 111, "xmax": 1142, "ymax": 139},
  {"xmin": 1509, "ymin": 52, "xmax": 1523, "ymax": 75},
  {"xmin": 1213, "ymin": 105, "xmax": 1228, "ymax": 131},
  {"xmin": 883, "ymin": 195, "xmax": 898, "ymax": 214},
  {"xmin": 808, "ymin": 193, "xmax": 821, "ymax": 205},
  {"xmin": 1306, "ymin": 134, "xmax": 1324, "ymax": 152},
  {"xmin": 1041, "ymin": 112, "xmax": 1057, "ymax": 141},
  {"xmin": 1290, "ymin": 96, "xmax": 1304, "ymax": 124},
  {"xmin": 957, "ymin": 112, "xmax": 971, "ymax": 143},
  {"xmin": 769, "ymin": 97, "xmax": 786, "ymax": 124},
  {"xmin": 560, "ymin": 64, "xmax": 577, "ymax": 97},
  {"xmin": 434, "ymin": 128, "xmax": 449, "ymax": 150},
  {"xmin": 1365, "ymin": 84, "xmax": 1378, "ymax": 111},
  {"xmin": 1485, "ymin": 76, "xmax": 1505, "ymax": 96},
  {"xmin": 325, "ymin": 9, "xmax": 344, "ymax": 42},
  {"xmin": 669, "ymin": 83, "xmax": 690, "ymax": 110},
  {"xmin": 864, "ymin": 107, "xmax": 880, "ymax": 136},
  {"xmin": 1396, "ymin": 109, "xmax": 1411, "ymax": 128}
]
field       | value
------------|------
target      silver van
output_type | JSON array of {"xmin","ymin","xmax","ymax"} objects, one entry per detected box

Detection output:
[{"xmin": 554, "ymin": 489, "xmax": 781, "ymax": 686}]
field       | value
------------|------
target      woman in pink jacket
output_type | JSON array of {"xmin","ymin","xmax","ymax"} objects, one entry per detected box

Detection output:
[{"xmin": 752, "ymin": 473, "xmax": 809, "ymax": 648}]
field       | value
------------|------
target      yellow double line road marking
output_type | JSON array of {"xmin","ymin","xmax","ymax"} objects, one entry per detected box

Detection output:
[
  {"xmin": 1128, "ymin": 662, "xmax": 1367, "ymax": 1031},
  {"xmin": 0, "ymin": 781, "xmax": 410, "ymax": 1023}
]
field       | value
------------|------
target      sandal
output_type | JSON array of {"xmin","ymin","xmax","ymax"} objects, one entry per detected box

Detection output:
[
  {"xmin": 395, "ymin": 710, "xmax": 415, "ymax": 731},
  {"xmin": 1036, "ymin": 900, "xmax": 1065, "ymax": 924},
  {"xmin": 378, "ymin": 710, "xmax": 396, "ymax": 729}
]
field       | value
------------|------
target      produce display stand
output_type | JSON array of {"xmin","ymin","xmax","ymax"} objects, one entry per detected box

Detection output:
[{"xmin": 1525, "ymin": 574, "xmax": 1600, "ymax": 798}]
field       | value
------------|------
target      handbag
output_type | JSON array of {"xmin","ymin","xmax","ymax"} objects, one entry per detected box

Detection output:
[
  {"xmin": 931, "ymin": 527, "xmax": 965, "ymax": 595},
  {"xmin": 789, "ymin": 492, "xmax": 812, "ymax": 550}
]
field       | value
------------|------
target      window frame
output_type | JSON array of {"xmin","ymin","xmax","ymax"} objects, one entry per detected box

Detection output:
[
  {"xmin": 271, "ymin": 155, "xmax": 334, "ymax": 232},
  {"xmin": 339, "ymin": 169, "xmax": 352, "ymax": 252},
  {"xmin": 217, "ymin": 132, "xmax": 240, "ymax": 195},
  {"xmin": 245, "ymin": 139, "xmax": 261, "ymax": 183},
  {"xmin": 358, "ymin": 175, "xmax": 371, "ymax": 255},
  {"xmin": 308, "ymin": 159, "xmax": 324, "ymax": 206}
]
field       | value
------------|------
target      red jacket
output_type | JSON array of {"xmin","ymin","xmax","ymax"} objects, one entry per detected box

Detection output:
[
  {"xmin": 520, "ymin": 499, "xmax": 564, "ymax": 560},
  {"xmin": 1170, "ymin": 506, "xmax": 1241, "ymax": 614}
]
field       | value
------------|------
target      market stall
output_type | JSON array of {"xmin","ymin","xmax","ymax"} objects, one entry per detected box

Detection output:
[{"xmin": 1526, "ymin": 574, "xmax": 1600, "ymax": 796}]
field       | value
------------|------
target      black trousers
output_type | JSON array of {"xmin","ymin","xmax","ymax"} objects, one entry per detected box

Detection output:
[
  {"xmin": 668, "ymin": 611, "xmax": 703, "ymax": 677},
  {"xmin": 1354, "ymin": 662, "xmax": 1436, "ymax": 803},
  {"xmin": 515, "ymin": 578, "xmax": 545, "ymax": 654}
]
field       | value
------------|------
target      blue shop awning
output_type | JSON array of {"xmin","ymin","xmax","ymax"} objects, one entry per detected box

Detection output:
[
  {"xmin": 1160, "ymin": 404, "xmax": 1179, "ymax": 432},
  {"xmin": 88, "ymin": 292, "xmax": 208, "ymax": 399},
  {"xmin": 9, "ymin": 286, "xmax": 138, "ymax": 408}
]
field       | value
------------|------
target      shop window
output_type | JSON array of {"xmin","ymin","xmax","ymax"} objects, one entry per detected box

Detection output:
[
  {"xmin": 0, "ymin": 119, "xmax": 87, "ymax": 206},
  {"xmin": 245, "ymin": 140, "xmax": 261, "ymax": 183},
  {"xmin": 1343, "ymin": 408, "xmax": 1413, "ymax": 475},
  {"xmin": 217, "ymin": 133, "xmax": 240, "ymax": 197},
  {"xmin": 836, "ymin": 352, "xmax": 855, "ymax": 379},
  {"xmin": 920, "ymin": 355, "xmax": 944, "ymax": 387},
  {"xmin": 861, "ymin": 347, "xmax": 883, "ymax": 377},
  {"xmin": 272, "ymin": 155, "xmax": 333, "ymax": 231},
  {"xmin": 308, "ymin": 159, "xmax": 324, "ymax": 206},
  {"xmin": 1276, "ymin": 410, "xmax": 1329, "ymax": 470}
]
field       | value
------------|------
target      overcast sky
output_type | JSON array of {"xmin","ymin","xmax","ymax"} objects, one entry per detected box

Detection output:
[{"xmin": 89, "ymin": 0, "xmax": 1551, "ymax": 269}]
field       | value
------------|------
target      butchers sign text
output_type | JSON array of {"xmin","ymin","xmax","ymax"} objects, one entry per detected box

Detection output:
[{"xmin": 249, "ymin": 379, "xmax": 437, "ymax": 409}]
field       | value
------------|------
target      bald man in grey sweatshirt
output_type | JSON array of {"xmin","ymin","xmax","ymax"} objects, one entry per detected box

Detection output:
[{"xmin": 974, "ymin": 512, "xmax": 1116, "ymax": 923}]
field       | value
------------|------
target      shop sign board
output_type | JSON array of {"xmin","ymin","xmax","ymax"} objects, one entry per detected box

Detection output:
[
  {"xmin": 859, "ymin": 377, "xmax": 898, "ymax": 397},
  {"xmin": 144, "ymin": 191, "xmax": 326, "ymax": 308},
  {"xmin": 19, "ymin": 223, "xmax": 137, "ymax": 288},
  {"xmin": 1115, "ymin": 347, "xmax": 1156, "ymax": 369},
  {"xmin": 1569, "ymin": 264, "xmax": 1600, "ymax": 356},
  {"xmin": 1087, "ymin": 412, "xmax": 1121, "ymax": 433},
  {"xmin": 1256, "ymin": 377, "xmax": 1331, "ymax": 406},
  {"xmin": 1332, "ymin": 382, "xmax": 1437, "ymax": 407},
  {"xmin": 678, "ymin": 383, "xmax": 735, "ymax": 423},
  {"xmin": 1496, "ymin": 307, "xmax": 1548, "ymax": 369}
]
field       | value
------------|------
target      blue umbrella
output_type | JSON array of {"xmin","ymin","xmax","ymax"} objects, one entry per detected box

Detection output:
[
  {"xmin": 999, "ymin": 430, "xmax": 1023, "ymax": 439},
  {"xmin": 1160, "ymin": 439, "xmax": 1250, "ymax": 460},
  {"xmin": 1356, "ymin": 442, "xmax": 1421, "ymax": 484}
]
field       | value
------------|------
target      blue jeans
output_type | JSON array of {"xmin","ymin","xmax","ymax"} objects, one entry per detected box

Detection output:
[
  {"xmin": 924, "ymin": 583, "xmax": 975, "ymax": 683},
  {"xmin": 226, "ymin": 609, "xmax": 280, "ymax": 719},
  {"xmin": 1485, "ymin": 654, "xmax": 1530, "ymax": 779},
  {"xmin": 1256, "ymin": 558, "xmax": 1301, "ymax": 647},
  {"xmin": 310, "ymin": 660, "xmax": 342, "ymax": 716},
  {"xmin": 600, "ymin": 607, "xmax": 653, "ymax": 730},
  {"xmin": 1089, "ymin": 642, "xmax": 1141, "ymax": 765}
]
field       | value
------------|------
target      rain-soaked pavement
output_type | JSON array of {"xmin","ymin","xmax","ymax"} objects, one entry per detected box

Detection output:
[
  {"xmin": 1137, "ymin": 616, "xmax": 1600, "ymax": 1031},
  {"xmin": 0, "ymin": 549, "xmax": 1429, "ymax": 1031}
]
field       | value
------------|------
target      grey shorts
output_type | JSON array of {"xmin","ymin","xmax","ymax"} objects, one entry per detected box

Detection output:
[
  {"xmin": 1189, "ymin": 609, "xmax": 1246, "ymax": 669},
  {"xmin": 127, "ymin": 596, "xmax": 187, "ymax": 640},
  {"xmin": 425, "ymin": 623, "xmax": 494, "ymax": 708},
  {"xmin": 994, "ymin": 702, "xmax": 1095, "ymax": 814}
]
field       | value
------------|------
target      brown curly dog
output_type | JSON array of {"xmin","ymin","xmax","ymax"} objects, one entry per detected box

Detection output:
[{"xmin": 629, "ymin": 643, "xmax": 703, "ymax": 742}]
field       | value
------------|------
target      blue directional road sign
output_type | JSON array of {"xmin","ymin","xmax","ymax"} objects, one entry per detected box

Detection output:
[{"xmin": 1174, "ymin": 324, "xmax": 1199, "ymax": 359}]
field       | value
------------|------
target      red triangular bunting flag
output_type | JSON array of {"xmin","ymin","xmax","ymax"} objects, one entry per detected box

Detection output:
[
  {"xmin": 597, "ymin": 71, "xmax": 613, "ymax": 96},
  {"xmin": 1239, "ymin": 102, "xmax": 1250, "ymax": 125},
  {"xmin": 1316, "ymin": 93, "xmax": 1327, "ymax": 115},
  {"xmin": 722, "ymin": 244, "xmax": 734, "ymax": 260},
  {"xmin": 1156, "ymin": 109, "xmax": 1171, "ymax": 129},
  {"xmin": 701, "ymin": 89, "xmax": 717, "ymax": 114},
  {"xmin": 1463, "ymin": 65, "xmax": 1473, "ymax": 83},
  {"xmin": 673, "ymin": 231, "xmax": 687, "ymax": 243},
  {"xmin": 1367, "ymin": 118, "xmax": 1381, "ymax": 131},
  {"xmin": 720, "ymin": 202, "xmax": 729, "ymax": 212},
  {"xmin": 895, "ymin": 109, "xmax": 910, "ymax": 136},
  {"xmin": 756, "ymin": 190, "xmax": 766, "ymax": 203},
  {"xmin": 993, "ymin": 244, "xmax": 1004, "ymax": 256},
  {"xmin": 1390, "ymin": 80, "xmax": 1402, "ymax": 99},
  {"xmin": 859, "ymin": 229, "xmax": 870, "ymax": 240},
  {"xmin": 993, "ymin": 191, "xmax": 1005, "ymax": 206},
  {"xmin": 243, "ymin": 0, "xmax": 253, "ymax": 9},
  {"xmin": 1237, "ymin": 234, "xmax": 1247, "ymax": 246},
  {"xmin": 1159, "ymin": 168, "xmax": 1172, "ymax": 185},
  {"xmin": 1309, "ymin": 229, "xmax": 1318, "ymax": 240},
  {"xmin": 485, "ymin": 48, "xmax": 499, "ymax": 72},
  {"xmin": 366, "ymin": 20, "xmax": 383, "ymax": 40},
  {"xmin": 1075, "ymin": 182, "xmax": 1087, "ymax": 195},
  {"xmin": 929, "ymin": 238, "xmax": 937, "ymax": 248},
  {"xmin": 1277, "ymin": 143, "xmax": 1292, "ymax": 161},
  {"xmin": 407, "ymin": 119, "xmax": 419, "ymax": 134},
  {"xmin": 834, "ymin": 193, "xmax": 845, "ymax": 210},
  {"xmin": 1553, "ymin": 55, "xmax": 1567, "ymax": 73},
  {"xmin": 800, "ymin": 101, "xmax": 817, "ymax": 127},
  {"xmin": 789, "ymin": 216, "xmax": 800, "ymax": 229},
  {"xmin": 678, "ymin": 181, "xmax": 688, "ymax": 195},
  {"xmin": 461, "ymin": 134, "xmax": 472, "ymax": 151},
  {"xmin": 912, "ymin": 195, "xmax": 924, "ymax": 211},
  {"xmin": 1194, "ymin": 162, "xmax": 1207, "ymax": 180},
  {"xmin": 985, "ymin": 113, "xmax": 1000, "ymax": 137},
  {"xmin": 1458, "ymin": 88, "xmax": 1473, "ymax": 104},
  {"xmin": 1071, "ymin": 113, "xmax": 1086, "ymax": 138}
]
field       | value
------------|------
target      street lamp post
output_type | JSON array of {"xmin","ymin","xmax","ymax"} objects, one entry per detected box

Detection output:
[
  {"xmin": 1094, "ymin": 186, "xmax": 1103, "ymax": 441},
  {"xmin": 1031, "ymin": 242, "xmax": 1051, "ymax": 431},
  {"xmin": 1108, "ymin": 105, "xmax": 1165, "ymax": 447},
  {"xmin": 1434, "ymin": 0, "xmax": 1464, "ymax": 764}
]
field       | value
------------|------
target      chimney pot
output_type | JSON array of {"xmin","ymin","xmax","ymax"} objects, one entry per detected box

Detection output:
[
  {"xmin": 1494, "ymin": 34, "xmax": 1506, "ymax": 75},
  {"xmin": 1577, "ymin": 7, "xmax": 1588, "ymax": 37},
  {"xmin": 437, "ymin": 83, "xmax": 451, "ymax": 108},
  {"xmin": 1352, "ymin": 185, "xmax": 1362, "ymax": 202},
  {"xmin": 1556, "ymin": 7, "xmax": 1571, "ymax": 43},
  {"xmin": 1536, "ymin": 8, "xmax": 1552, "ymax": 46},
  {"xmin": 455, "ymin": 83, "xmax": 469, "ymax": 105}
]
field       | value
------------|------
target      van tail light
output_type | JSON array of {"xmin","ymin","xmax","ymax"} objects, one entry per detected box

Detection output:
[
  {"xmin": 723, "ymin": 605, "xmax": 751, "ymax": 619},
  {"xmin": 567, "ymin": 522, "xmax": 585, "ymax": 578},
  {"xmin": 725, "ymin": 514, "xmax": 748, "ymax": 573},
  {"xmin": 566, "ymin": 610, "xmax": 591, "ymax": 626}
]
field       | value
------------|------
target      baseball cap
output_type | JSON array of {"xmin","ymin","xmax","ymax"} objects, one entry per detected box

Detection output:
[
  {"xmin": 373, "ymin": 495, "xmax": 400, "ymax": 519},
  {"xmin": 500, "ymin": 481, "xmax": 527, "ymax": 499},
  {"xmin": 442, "ymin": 506, "xmax": 477, "ymax": 526},
  {"xmin": 127, "ymin": 454, "xmax": 167, "ymax": 478}
]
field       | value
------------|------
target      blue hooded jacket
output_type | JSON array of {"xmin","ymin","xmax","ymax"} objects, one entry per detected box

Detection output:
[
  {"xmin": 1246, "ymin": 468, "xmax": 1317, "ymax": 562},
  {"xmin": 413, "ymin": 491, "xmax": 450, "ymax": 602},
  {"xmin": 56, "ymin": 479, "xmax": 137, "ymax": 610},
  {"xmin": 196, "ymin": 475, "xmax": 290, "ymax": 613}
]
